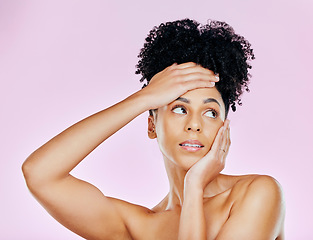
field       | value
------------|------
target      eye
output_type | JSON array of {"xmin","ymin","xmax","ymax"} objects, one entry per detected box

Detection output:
[
  {"xmin": 204, "ymin": 109, "xmax": 218, "ymax": 119},
  {"xmin": 171, "ymin": 105, "xmax": 187, "ymax": 114}
]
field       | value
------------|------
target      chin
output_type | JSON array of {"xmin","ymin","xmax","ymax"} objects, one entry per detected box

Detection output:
[{"xmin": 175, "ymin": 154, "xmax": 203, "ymax": 170}]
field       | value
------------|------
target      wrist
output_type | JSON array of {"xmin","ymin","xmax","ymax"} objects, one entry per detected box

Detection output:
[
  {"xmin": 184, "ymin": 171, "xmax": 207, "ymax": 191},
  {"xmin": 129, "ymin": 88, "xmax": 156, "ymax": 113},
  {"xmin": 184, "ymin": 181, "xmax": 204, "ymax": 200},
  {"xmin": 125, "ymin": 89, "xmax": 154, "ymax": 114}
]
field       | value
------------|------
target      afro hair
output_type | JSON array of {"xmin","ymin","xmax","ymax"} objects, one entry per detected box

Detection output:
[{"xmin": 135, "ymin": 18, "xmax": 255, "ymax": 116}]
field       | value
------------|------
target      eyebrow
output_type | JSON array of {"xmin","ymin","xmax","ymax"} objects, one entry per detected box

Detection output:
[{"xmin": 176, "ymin": 97, "xmax": 221, "ymax": 107}]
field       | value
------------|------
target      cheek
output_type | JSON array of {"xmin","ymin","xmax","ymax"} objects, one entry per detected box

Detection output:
[{"xmin": 156, "ymin": 117, "xmax": 181, "ymax": 143}]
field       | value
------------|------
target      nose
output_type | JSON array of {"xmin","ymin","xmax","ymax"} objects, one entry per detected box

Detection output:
[{"xmin": 185, "ymin": 115, "xmax": 202, "ymax": 133}]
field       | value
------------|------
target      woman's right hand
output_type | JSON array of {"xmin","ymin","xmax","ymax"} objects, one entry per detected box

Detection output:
[{"xmin": 140, "ymin": 62, "xmax": 219, "ymax": 110}]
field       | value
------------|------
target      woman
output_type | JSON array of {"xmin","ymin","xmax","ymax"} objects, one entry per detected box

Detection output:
[{"xmin": 22, "ymin": 19, "xmax": 285, "ymax": 239}]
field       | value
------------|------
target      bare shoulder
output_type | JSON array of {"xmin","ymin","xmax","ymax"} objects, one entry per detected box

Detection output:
[
  {"xmin": 229, "ymin": 174, "xmax": 285, "ymax": 220},
  {"xmin": 107, "ymin": 196, "xmax": 153, "ymax": 216},
  {"xmin": 250, "ymin": 175, "xmax": 284, "ymax": 196},
  {"xmin": 106, "ymin": 197, "xmax": 154, "ymax": 238},
  {"xmin": 230, "ymin": 174, "xmax": 284, "ymax": 202},
  {"xmin": 107, "ymin": 196, "xmax": 181, "ymax": 240},
  {"xmin": 107, "ymin": 196, "xmax": 153, "ymax": 223},
  {"xmin": 230, "ymin": 173, "xmax": 282, "ymax": 189},
  {"xmin": 218, "ymin": 174, "xmax": 285, "ymax": 239}
]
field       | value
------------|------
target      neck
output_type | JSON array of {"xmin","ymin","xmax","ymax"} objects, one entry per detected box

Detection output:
[
  {"xmin": 163, "ymin": 158, "xmax": 186, "ymax": 209},
  {"xmin": 162, "ymin": 157, "xmax": 227, "ymax": 210}
]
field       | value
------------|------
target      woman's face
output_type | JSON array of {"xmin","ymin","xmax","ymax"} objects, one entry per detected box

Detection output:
[{"xmin": 149, "ymin": 87, "xmax": 226, "ymax": 170}]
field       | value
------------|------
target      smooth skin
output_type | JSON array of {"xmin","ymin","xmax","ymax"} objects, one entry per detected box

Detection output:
[{"xmin": 22, "ymin": 62, "xmax": 285, "ymax": 239}]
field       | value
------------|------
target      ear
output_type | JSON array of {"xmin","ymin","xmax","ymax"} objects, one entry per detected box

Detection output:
[{"xmin": 148, "ymin": 115, "xmax": 157, "ymax": 139}]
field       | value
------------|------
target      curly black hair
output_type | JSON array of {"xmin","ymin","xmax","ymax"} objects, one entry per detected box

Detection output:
[{"xmin": 135, "ymin": 18, "xmax": 255, "ymax": 116}]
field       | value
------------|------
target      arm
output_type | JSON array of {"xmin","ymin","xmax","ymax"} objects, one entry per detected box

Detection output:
[
  {"xmin": 178, "ymin": 120, "xmax": 231, "ymax": 240},
  {"xmin": 22, "ymin": 93, "xmax": 149, "ymax": 239},
  {"xmin": 178, "ymin": 120, "xmax": 285, "ymax": 239},
  {"xmin": 22, "ymin": 62, "xmax": 219, "ymax": 239},
  {"xmin": 179, "ymin": 184, "xmax": 207, "ymax": 239}
]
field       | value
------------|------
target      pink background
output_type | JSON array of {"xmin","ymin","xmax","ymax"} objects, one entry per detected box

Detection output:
[{"xmin": 1, "ymin": 0, "xmax": 312, "ymax": 239}]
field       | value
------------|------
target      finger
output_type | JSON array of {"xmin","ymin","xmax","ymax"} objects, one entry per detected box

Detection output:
[
  {"xmin": 182, "ymin": 79, "xmax": 216, "ymax": 91},
  {"xmin": 219, "ymin": 120, "xmax": 231, "ymax": 161},
  {"xmin": 181, "ymin": 71, "xmax": 220, "ymax": 84},
  {"xmin": 225, "ymin": 125, "xmax": 231, "ymax": 153},
  {"xmin": 174, "ymin": 62, "xmax": 197, "ymax": 69},
  {"xmin": 177, "ymin": 66, "xmax": 220, "ymax": 82},
  {"xmin": 209, "ymin": 120, "xmax": 227, "ymax": 155},
  {"xmin": 209, "ymin": 124, "xmax": 226, "ymax": 156}
]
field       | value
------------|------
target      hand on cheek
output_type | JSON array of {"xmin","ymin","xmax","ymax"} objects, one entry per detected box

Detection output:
[{"xmin": 185, "ymin": 119, "xmax": 231, "ymax": 190}]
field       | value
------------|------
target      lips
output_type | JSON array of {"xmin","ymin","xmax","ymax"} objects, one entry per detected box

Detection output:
[{"xmin": 179, "ymin": 139, "xmax": 204, "ymax": 152}]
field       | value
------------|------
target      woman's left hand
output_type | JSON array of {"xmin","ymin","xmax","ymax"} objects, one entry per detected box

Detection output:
[{"xmin": 184, "ymin": 119, "xmax": 231, "ymax": 190}]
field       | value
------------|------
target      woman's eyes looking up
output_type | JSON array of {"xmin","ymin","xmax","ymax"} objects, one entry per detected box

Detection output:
[{"xmin": 171, "ymin": 105, "xmax": 218, "ymax": 119}]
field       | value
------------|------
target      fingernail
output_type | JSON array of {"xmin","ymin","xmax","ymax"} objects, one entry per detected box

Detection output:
[
  {"xmin": 211, "ymin": 82, "xmax": 215, "ymax": 87},
  {"xmin": 215, "ymin": 75, "xmax": 219, "ymax": 81}
]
